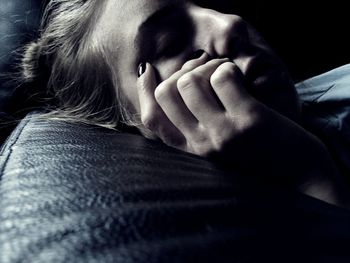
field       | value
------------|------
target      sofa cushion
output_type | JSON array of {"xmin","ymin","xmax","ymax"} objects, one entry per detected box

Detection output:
[{"xmin": 1, "ymin": 111, "xmax": 350, "ymax": 262}]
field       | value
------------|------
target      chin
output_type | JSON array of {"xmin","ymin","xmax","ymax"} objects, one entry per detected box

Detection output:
[{"xmin": 247, "ymin": 66, "xmax": 301, "ymax": 122}]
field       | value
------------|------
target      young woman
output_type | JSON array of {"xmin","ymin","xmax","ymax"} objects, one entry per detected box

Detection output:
[{"xmin": 20, "ymin": 0, "xmax": 349, "ymax": 207}]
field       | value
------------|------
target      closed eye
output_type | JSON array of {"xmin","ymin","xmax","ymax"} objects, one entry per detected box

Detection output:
[{"xmin": 155, "ymin": 32, "xmax": 192, "ymax": 60}]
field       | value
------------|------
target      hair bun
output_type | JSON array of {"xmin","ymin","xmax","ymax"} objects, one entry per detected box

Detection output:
[{"xmin": 21, "ymin": 41, "xmax": 44, "ymax": 82}]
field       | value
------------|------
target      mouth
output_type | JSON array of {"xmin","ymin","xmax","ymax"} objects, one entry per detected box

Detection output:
[
  {"xmin": 229, "ymin": 46, "xmax": 299, "ymax": 120},
  {"xmin": 242, "ymin": 54, "xmax": 281, "ymax": 89}
]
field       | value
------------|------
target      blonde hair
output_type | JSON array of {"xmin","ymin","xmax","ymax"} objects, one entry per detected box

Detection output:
[{"xmin": 21, "ymin": 0, "xmax": 137, "ymax": 129}]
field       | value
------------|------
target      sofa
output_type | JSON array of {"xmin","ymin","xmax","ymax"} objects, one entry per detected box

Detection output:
[{"xmin": 1, "ymin": 1, "xmax": 350, "ymax": 262}]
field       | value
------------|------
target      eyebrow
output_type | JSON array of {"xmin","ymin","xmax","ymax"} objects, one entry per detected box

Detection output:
[{"xmin": 135, "ymin": 1, "xmax": 186, "ymax": 61}]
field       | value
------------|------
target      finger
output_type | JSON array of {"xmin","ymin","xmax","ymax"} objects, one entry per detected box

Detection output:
[
  {"xmin": 137, "ymin": 63, "xmax": 186, "ymax": 147},
  {"xmin": 210, "ymin": 62, "xmax": 252, "ymax": 114},
  {"xmin": 153, "ymin": 52, "xmax": 211, "ymax": 136},
  {"xmin": 155, "ymin": 77, "xmax": 199, "ymax": 137},
  {"xmin": 176, "ymin": 58, "xmax": 230, "ymax": 124},
  {"xmin": 162, "ymin": 51, "xmax": 210, "ymax": 87},
  {"xmin": 191, "ymin": 58, "xmax": 230, "ymax": 77},
  {"xmin": 181, "ymin": 51, "xmax": 210, "ymax": 71}
]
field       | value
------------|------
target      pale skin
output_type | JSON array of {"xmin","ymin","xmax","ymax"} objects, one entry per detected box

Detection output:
[{"xmin": 93, "ymin": 0, "xmax": 349, "ymax": 208}]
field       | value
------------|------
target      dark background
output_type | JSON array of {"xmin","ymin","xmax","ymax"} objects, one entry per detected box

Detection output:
[{"xmin": 195, "ymin": 0, "xmax": 350, "ymax": 81}]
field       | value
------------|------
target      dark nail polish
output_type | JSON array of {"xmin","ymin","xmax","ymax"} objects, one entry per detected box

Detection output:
[
  {"xmin": 138, "ymin": 62, "xmax": 146, "ymax": 77},
  {"xmin": 188, "ymin": 49, "xmax": 205, "ymax": 60}
]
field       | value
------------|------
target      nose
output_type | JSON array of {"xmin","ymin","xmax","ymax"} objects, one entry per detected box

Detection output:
[{"xmin": 188, "ymin": 4, "xmax": 248, "ymax": 59}]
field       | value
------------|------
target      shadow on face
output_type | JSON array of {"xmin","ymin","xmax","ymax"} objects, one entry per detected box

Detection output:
[{"xmin": 93, "ymin": 0, "xmax": 300, "ymax": 124}]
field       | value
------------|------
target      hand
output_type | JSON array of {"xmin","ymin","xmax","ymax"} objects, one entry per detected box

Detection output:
[
  {"xmin": 137, "ymin": 52, "xmax": 259, "ymax": 156},
  {"xmin": 136, "ymin": 53, "xmax": 302, "ymax": 175},
  {"xmin": 136, "ymin": 53, "xmax": 349, "ymax": 208}
]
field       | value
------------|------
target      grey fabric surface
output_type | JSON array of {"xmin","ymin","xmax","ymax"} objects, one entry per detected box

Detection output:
[
  {"xmin": 296, "ymin": 64, "xmax": 350, "ymax": 178},
  {"xmin": 1, "ymin": 112, "xmax": 350, "ymax": 263}
]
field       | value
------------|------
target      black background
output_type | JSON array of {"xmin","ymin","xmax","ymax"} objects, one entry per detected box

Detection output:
[{"xmin": 195, "ymin": 0, "xmax": 350, "ymax": 81}]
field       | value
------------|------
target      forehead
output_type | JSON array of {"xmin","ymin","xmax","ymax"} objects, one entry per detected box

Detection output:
[
  {"xmin": 94, "ymin": 0, "xmax": 185, "ymax": 49},
  {"xmin": 101, "ymin": 0, "xmax": 184, "ymax": 24}
]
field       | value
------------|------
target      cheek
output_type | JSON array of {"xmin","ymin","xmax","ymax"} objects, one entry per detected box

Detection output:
[
  {"xmin": 111, "ymin": 62, "xmax": 140, "ymax": 114},
  {"xmin": 121, "ymin": 76, "xmax": 140, "ymax": 113}
]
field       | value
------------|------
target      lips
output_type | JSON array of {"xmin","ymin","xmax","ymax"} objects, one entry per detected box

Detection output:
[
  {"xmin": 235, "ymin": 52, "xmax": 283, "ymax": 94},
  {"xmin": 228, "ymin": 40, "xmax": 299, "ymax": 120},
  {"xmin": 246, "ymin": 54, "xmax": 278, "ymax": 81}
]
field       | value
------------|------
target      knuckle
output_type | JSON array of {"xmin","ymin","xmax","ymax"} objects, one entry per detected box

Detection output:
[
  {"xmin": 219, "ymin": 62, "xmax": 239, "ymax": 75},
  {"xmin": 187, "ymin": 127, "xmax": 213, "ymax": 157},
  {"xmin": 244, "ymin": 104, "xmax": 263, "ymax": 129},
  {"xmin": 177, "ymin": 72, "xmax": 201, "ymax": 91},
  {"xmin": 226, "ymin": 104, "xmax": 261, "ymax": 133},
  {"xmin": 193, "ymin": 142, "xmax": 211, "ymax": 157},
  {"xmin": 208, "ymin": 120, "xmax": 233, "ymax": 152},
  {"xmin": 211, "ymin": 126, "xmax": 235, "ymax": 152},
  {"xmin": 210, "ymin": 62, "xmax": 238, "ymax": 85},
  {"xmin": 182, "ymin": 60, "xmax": 198, "ymax": 71},
  {"xmin": 181, "ymin": 53, "xmax": 208, "ymax": 70},
  {"xmin": 211, "ymin": 136, "xmax": 226, "ymax": 152},
  {"xmin": 154, "ymin": 84, "xmax": 171, "ymax": 102},
  {"xmin": 141, "ymin": 112, "xmax": 159, "ymax": 131}
]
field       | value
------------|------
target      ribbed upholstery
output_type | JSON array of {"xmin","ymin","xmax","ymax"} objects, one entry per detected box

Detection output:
[{"xmin": 1, "ymin": 112, "xmax": 350, "ymax": 262}]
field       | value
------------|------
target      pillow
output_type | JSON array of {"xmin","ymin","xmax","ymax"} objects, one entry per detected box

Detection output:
[{"xmin": 296, "ymin": 63, "xmax": 350, "ymax": 177}]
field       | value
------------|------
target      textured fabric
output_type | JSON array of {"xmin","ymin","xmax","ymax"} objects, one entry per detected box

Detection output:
[
  {"xmin": 296, "ymin": 64, "xmax": 350, "ymax": 178},
  {"xmin": 1, "ymin": 112, "xmax": 350, "ymax": 263},
  {"xmin": 0, "ymin": 112, "xmax": 16, "ymax": 145}
]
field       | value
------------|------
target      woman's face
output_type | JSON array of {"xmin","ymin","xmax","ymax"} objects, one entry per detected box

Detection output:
[{"xmin": 93, "ymin": 0, "xmax": 299, "ymax": 122}]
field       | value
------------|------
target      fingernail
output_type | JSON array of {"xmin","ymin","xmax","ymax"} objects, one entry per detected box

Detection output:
[
  {"xmin": 138, "ymin": 62, "xmax": 146, "ymax": 78},
  {"xmin": 188, "ymin": 49, "xmax": 205, "ymax": 61}
]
